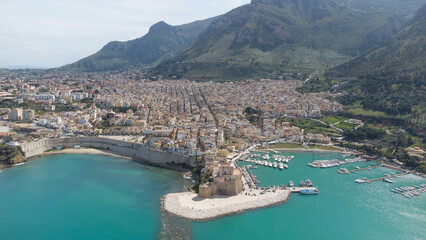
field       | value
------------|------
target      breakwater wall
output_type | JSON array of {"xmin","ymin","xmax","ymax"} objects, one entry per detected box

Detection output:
[{"xmin": 20, "ymin": 137, "xmax": 196, "ymax": 167}]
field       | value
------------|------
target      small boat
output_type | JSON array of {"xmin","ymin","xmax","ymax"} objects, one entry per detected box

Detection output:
[
  {"xmin": 355, "ymin": 178, "xmax": 368, "ymax": 183},
  {"xmin": 289, "ymin": 181, "xmax": 294, "ymax": 187},
  {"xmin": 300, "ymin": 189, "xmax": 319, "ymax": 195},
  {"xmin": 382, "ymin": 178, "xmax": 393, "ymax": 183},
  {"xmin": 355, "ymin": 166, "xmax": 360, "ymax": 169},
  {"xmin": 269, "ymin": 162, "xmax": 273, "ymax": 167},
  {"xmin": 279, "ymin": 162, "xmax": 284, "ymax": 170},
  {"xmin": 284, "ymin": 164, "xmax": 288, "ymax": 169}
]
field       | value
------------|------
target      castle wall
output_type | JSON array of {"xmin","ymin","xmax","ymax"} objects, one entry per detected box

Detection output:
[{"xmin": 20, "ymin": 137, "xmax": 196, "ymax": 167}]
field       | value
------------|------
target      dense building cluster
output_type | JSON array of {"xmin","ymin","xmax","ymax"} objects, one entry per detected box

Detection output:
[{"xmin": 0, "ymin": 70, "xmax": 342, "ymax": 163}]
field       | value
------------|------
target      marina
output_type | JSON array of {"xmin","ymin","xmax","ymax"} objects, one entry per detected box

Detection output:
[{"xmin": 240, "ymin": 152, "xmax": 294, "ymax": 171}]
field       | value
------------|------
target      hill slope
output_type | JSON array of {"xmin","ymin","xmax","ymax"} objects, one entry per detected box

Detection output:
[
  {"xmin": 150, "ymin": 0, "xmax": 407, "ymax": 80},
  {"xmin": 300, "ymin": 4, "xmax": 425, "ymax": 124},
  {"xmin": 61, "ymin": 18, "xmax": 216, "ymax": 72},
  {"xmin": 327, "ymin": 4, "xmax": 425, "ymax": 79}
]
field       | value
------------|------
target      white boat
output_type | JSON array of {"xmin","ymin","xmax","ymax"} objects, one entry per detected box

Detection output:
[
  {"xmin": 382, "ymin": 178, "xmax": 393, "ymax": 183},
  {"xmin": 355, "ymin": 178, "xmax": 368, "ymax": 183},
  {"xmin": 268, "ymin": 162, "xmax": 273, "ymax": 167},
  {"xmin": 279, "ymin": 163, "xmax": 284, "ymax": 170},
  {"xmin": 273, "ymin": 162, "xmax": 278, "ymax": 168},
  {"xmin": 284, "ymin": 164, "xmax": 288, "ymax": 169}
]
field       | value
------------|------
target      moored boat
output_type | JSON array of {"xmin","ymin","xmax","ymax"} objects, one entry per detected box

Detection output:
[
  {"xmin": 355, "ymin": 178, "xmax": 368, "ymax": 183},
  {"xmin": 300, "ymin": 189, "xmax": 319, "ymax": 195},
  {"xmin": 382, "ymin": 178, "xmax": 393, "ymax": 183}
]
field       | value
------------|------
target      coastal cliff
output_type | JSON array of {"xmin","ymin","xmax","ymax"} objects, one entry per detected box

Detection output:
[
  {"xmin": 20, "ymin": 137, "xmax": 196, "ymax": 168},
  {"xmin": 0, "ymin": 145, "xmax": 25, "ymax": 166}
]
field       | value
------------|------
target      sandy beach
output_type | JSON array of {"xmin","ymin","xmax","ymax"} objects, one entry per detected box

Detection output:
[
  {"xmin": 162, "ymin": 188, "xmax": 291, "ymax": 221},
  {"xmin": 41, "ymin": 148, "xmax": 132, "ymax": 160}
]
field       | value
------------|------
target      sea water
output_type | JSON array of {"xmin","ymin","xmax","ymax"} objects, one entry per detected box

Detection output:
[
  {"xmin": 192, "ymin": 151, "xmax": 426, "ymax": 240},
  {"xmin": 0, "ymin": 154, "xmax": 189, "ymax": 240},
  {"xmin": 0, "ymin": 152, "xmax": 424, "ymax": 240}
]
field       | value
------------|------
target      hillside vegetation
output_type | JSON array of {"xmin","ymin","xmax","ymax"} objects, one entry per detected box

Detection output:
[
  {"xmin": 150, "ymin": 0, "xmax": 408, "ymax": 80},
  {"xmin": 299, "ymin": 4, "xmax": 426, "ymax": 128}
]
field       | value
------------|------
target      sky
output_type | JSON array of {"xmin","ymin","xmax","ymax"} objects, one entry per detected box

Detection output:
[{"xmin": 0, "ymin": 0, "xmax": 250, "ymax": 68}]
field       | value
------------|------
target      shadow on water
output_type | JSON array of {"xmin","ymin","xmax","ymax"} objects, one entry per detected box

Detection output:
[{"xmin": 158, "ymin": 211, "xmax": 191, "ymax": 240}]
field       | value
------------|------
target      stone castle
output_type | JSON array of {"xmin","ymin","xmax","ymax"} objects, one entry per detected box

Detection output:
[{"xmin": 198, "ymin": 165, "xmax": 243, "ymax": 198}]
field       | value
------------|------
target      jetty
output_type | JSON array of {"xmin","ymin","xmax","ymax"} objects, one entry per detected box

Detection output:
[
  {"xmin": 365, "ymin": 172, "xmax": 408, "ymax": 183},
  {"xmin": 162, "ymin": 189, "xmax": 291, "ymax": 221},
  {"xmin": 337, "ymin": 165, "xmax": 382, "ymax": 174}
]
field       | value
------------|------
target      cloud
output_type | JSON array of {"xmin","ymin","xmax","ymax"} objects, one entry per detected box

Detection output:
[{"xmin": 0, "ymin": 0, "xmax": 250, "ymax": 68}]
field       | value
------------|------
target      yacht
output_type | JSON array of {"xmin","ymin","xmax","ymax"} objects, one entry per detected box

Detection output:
[
  {"xmin": 273, "ymin": 162, "xmax": 278, "ymax": 168},
  {"xmin": 279, "ymin": 162, "xmax": 284, "ymax": 170},
  {"xmin": 355, "ymin": 178, "xmax": 368, "ymax": 183},
  {"xmin": 382, "ymin": 178, "xmax": 393, "ymax": 183},
  {"xmin": 268, "ymin": 162, "xmax": 273, "ymax": 167}
]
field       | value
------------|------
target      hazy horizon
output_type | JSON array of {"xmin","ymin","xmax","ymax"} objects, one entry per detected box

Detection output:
[{"xmin": 0, "ymin": 0, "xmax": 250, "ymax": 69}]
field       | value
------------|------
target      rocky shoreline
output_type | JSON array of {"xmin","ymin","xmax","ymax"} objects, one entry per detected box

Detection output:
[{"xmin": 161, "ymin": 190, "xmax": 291, "ymax": 221}]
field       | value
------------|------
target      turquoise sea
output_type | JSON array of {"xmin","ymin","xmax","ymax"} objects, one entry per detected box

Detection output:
[{"xmin": 0, "ymin": 152, "xmax": 425, "ymax": 240}]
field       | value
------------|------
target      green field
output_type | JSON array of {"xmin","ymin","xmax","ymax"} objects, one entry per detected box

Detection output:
[
  {"xmin": 335, "ymin": 121, "xmax": 355, "ymax": 130},
  {"xmin": 323, "ymin": 116, "xmax": 348, "ymax": 125},
  {"xmin": 266, "ymin": 143, "xmax": 304, "ymax": 149},
  {"xmin": 277, "ymin": 117, "xmax": 341, "ymax": 135}
]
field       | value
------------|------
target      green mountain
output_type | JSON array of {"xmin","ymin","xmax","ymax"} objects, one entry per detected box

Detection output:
[
  {"xmin": 300, "ymin": 4, "xmax": 425, "ymax": 124},
  {"xmin": 327, "ymin": 4, "xmax": 426, "ymax": 79},
  {"xmin": 150, "ymin": 0, "xmax": 412, "ymax": 80},
  {"xmin": 334, "ymin": 0, "xmax": 425, "ymax": 19},
  {"xmin": 61, "ymin": 18, "xmax": 216, "ymax": 72}
]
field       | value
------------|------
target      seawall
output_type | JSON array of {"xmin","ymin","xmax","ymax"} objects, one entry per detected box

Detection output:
[{"xmin": 20, "ymin": 137, "xmax": 196, "ymax": 167}]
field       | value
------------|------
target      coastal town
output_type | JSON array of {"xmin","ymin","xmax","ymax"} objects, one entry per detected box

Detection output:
[
  {"xmin": 0, "ymin": 69, "xmax": 424, "ymax": 220},
  {"xmin": 0, "ymin": 70, "xmax": 342, "ymax": 163}
]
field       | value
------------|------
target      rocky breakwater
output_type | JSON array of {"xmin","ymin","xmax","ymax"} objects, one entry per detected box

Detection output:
[
  {"xmin": 162, "ymin": 189, "xmax": 291, "ymax": 221},
  {"xmin": 20, "ymin": 137, "xmax": 195, "ymax": 167}
]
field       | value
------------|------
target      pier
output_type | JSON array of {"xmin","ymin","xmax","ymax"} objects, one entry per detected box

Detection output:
[
  {"xmin": 338, "ymin": 165, "xmax": 382, "ymax": 174},
  {"xmin": 365, "ymin": 172, "xmax": 409, "ymax": 183}
]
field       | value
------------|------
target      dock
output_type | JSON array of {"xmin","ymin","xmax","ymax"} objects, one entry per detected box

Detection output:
[
  {"xmin": 339, "ymin": 165, "xmax": 382, "ymax": 174},
  {"xmin": 366, "ymin": 172, "xmax": 409, "ymax": 183}
]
